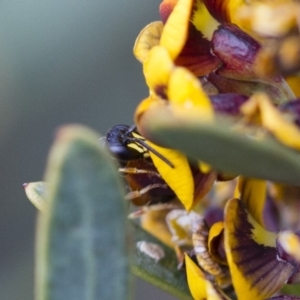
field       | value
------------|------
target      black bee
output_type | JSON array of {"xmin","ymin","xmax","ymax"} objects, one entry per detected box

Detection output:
[{"xmin": 104, "ymin": 124, "xmax": 176, "ymax": 207}]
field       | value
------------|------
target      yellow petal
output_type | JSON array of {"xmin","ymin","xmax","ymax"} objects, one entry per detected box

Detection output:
[
  {"xmin": 208, "ymin": 221, "xmax": 226, "ymax": 265},
  {"xmin": 199, "ymin": 161, "xmax": 211, "ymax": 174},
  {"xmin": 278, "ymin": 231, "xmax": 300, "ymax": 263},
  {"xmin": 241, "ymin": 93, "xmax": 300, "ymax": 150},
  {"xmin": 286, "ymin": 75, "xmax": 300, "ymax": 97},
  {"xmin": 147, "ymin": 141, "xmax": 194, "ymax": 211},
  {"xmin": 141, "ymin": 209, "xmax": 174, "ymax": 248},
  {"xmin": 185, "ymin": 254, "xmax": 229, "ymax": 300},
  {"xmin": 192, "ymin": 0, "xmax": 220, "ymax": 40},
  {"xmin": 160, "ymin": 0, "xmax": 193, "ymax": 59},
  {"xmin": 143, "ymin": 46, "xmax": 174, "ymax": 93},
  {"xmin": 234, "ymin": 177, "xmax": 267, "ymax": 228},
  {"xmin": 134, "ymin": 96, "xmax": 162, "ymax": 126},
  {"xmin": 185, "ymin": 253, "xmax": 208, "ymax": 300},
  {"xmin": 224, "ymin": 198, "xmax": 293, "ymax": 300},
  {"xmin": 227, "ymin": 0, "xmax": 247, "ymax": 25},
  {"xmin": 133, "ymin": 21, "xmax": 164, "ymax": 63},
  {"xmin": 167, "ymin": 67, "xmax": 214, "ymax": 120}
]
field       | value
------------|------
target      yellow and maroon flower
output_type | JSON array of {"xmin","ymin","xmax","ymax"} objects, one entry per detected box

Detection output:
[
  {"xmin": 134, "ymin": 0, "xmax": 294, "ymax": 101},
  {"xmin": 131, "ymin": 0, "xmax": 299, "ymax": 212},
  {"xmin": 183, "ymin": 178, "xmax": 300, "ymax": 299}
]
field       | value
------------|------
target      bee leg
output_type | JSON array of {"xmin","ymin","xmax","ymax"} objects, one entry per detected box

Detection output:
[
  {"xmin": 125, "ymin": 183, "xmax": 168, "ymax": 200},
  {"xmin": 119, "ymin": 167, "xmax": 161, "ymax": 177},
  {"xmin": 128, "ymin": 202, "xmax": 179, "ymax": 219}
]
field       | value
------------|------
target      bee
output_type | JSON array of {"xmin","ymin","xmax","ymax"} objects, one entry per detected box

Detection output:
[{"xmin": 104, "ymin": 124, "xmax": 177, "ymax": 207}]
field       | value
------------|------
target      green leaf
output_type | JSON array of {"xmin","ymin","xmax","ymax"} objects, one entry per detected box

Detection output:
[
  {"xmin": 146, "ymin": 112, "xmax": 300, "ymax": 186},
  {"xmin": 35, "ymin": 125, "xmax": 131, "ymax": 300},
  {"xmin": 131, "ymin": 221, "xmax": 192, "ymax": 300},
  {"xmin": 281, "ymin": 284, "xmax": 300, "ymax": 297}
]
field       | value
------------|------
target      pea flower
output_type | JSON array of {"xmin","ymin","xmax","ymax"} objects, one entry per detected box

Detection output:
[
  {"xmin": 166, "ymin": 178, "xmax": 300, "ymax": 299},
  {"xmin": 130, "ymin": 0, "xmax": 300, "ymax": 299}
]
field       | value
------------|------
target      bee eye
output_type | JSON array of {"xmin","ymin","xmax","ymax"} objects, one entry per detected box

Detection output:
[
  {"xmin": 108, "ymin": 145, "xmax": 142, "ymax": 161},
  {"xmin": 105, "ymin": 124, "xmax": 144, "ymax": 161}
]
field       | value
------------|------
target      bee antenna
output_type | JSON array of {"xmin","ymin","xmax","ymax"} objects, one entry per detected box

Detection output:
[{"xmin": 132, "ymin": 138, "xmax": 174, "ymax": 168}]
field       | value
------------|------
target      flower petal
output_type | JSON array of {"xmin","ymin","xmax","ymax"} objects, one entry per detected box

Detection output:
[
  {"xmin": 234, "ymin": 177, "xmax": 267, "ymax": 229},
  {"xmin": 212, "ymin": 24, "xmax": 260, "ymax": 81},
  {"xmin": 203, "ymin": 0, "xmax": 245, "ymax": 25},
  {"xmin": 160, "ymin": 0, "xmax": 193, "ymax": 60},
  {"xmin": 159, "ymin": 0, "xmax": 178, "ymax": 23},
  {"xmin": 141, "ymin": 209, "xmax": 175, "ymax": 248},
  {"xmin": 224, "ymin": 198, "xmax": 294, "ymax": 300},
  {"xmin": 192, "ymin": 0, "xmax": 220, "ymax": 40},
  {"xmin": 209, "ymin": 93, "xmax": 248, "ymax": 115},
  {"xmin": 174, "ymin": 22, "xmax": 221, "ymax": 77},
  {"xmin": 207, "ymin": 73, "xmax": 289, "ymax": 105},
  {"xmin": 143, "ymin": 46, "xmax": 174, "ymax": 96},
  {"xmin": 208, "ymin": 221, "xmax": 226, "ymax": 266},
  {"xmin": 185, "ymin": 253, "xmax": 208, "ymax": 300},
  {"xmin": 241, "ymin": 93, "xmax": 300, "ymax": 150},
  {"xmin": 167, "ymin": 67, "xmax": 214, "ymax": 119},
  {"xmin": 185, "ymin": 254, "xmax": 229, "ymax": 300},
  {"xmin": 278, "ymin": 231, "xmax": 300, "ymax": 264},
  {"xmin": 193, "ymin": 168, "xmax": 216, "ymax": 207},
  {"xmin": 147, "ymin": 141, "xmax": 195, "ymax": 211},
  {"xmin": 133, "ymin": 22, "xmax": 164, "ymax": 63}
]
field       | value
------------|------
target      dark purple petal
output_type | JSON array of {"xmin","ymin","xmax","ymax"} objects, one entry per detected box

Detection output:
[
  {"xmin": 209, "ymin": 93, "xmax": 248, "ymax": 115},
  {"xmin": 212, "ymin": 24, "xmax": 261, "ymax": 81},
  {"xmin": 207, "ymin": 72, "xmax": 287, "ymax": 105},
  {"xmin": 279, "ymin": 99, "xmax": 300, "ymax": 127}
]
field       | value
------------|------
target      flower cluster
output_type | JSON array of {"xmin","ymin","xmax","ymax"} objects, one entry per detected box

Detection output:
[{"xmin": 131, "ymin": 0, "xmax": 300, "ymax": 299}]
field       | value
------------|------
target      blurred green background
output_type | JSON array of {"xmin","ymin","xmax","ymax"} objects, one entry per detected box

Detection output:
[{"xmin": 0, "ymin": 1, "xmax": 176, "ymax": 299}]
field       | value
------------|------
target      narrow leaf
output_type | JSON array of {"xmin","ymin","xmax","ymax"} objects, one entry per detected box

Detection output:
[
  {"xmin": 35, "ymin": 125, "xmax": 131, "ymax": 300},
  {"xmin": 146, "ymin": 112, "xmax": 300, "ymax": 186},
  {"xmin": 131, "ymin": 221, "xmax": 192, "ymax": 300}
]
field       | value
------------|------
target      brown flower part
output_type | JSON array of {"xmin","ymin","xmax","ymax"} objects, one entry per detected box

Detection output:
[
  {"xmin": 159, "ymin": 0, "xmax": 221, "ymax": 76},
  {"xmin": 174, "ymin": 23, "xmax": 221, "ymax": 77},
  {"xmin": 159, "ymin": 0, "xmax": 178, "ymax": 24},
  {"xmin": 277, "ymin": 231, "xmax": 300, "ymax": 284}
]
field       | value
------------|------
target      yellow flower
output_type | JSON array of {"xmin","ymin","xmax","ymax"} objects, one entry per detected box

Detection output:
[
  {"xmin": 134, "ymin": 45, "xmax": 217, "ymax": 211},
  {"xmin": 184, "ymin": 177, "xmax": 300, "ymax": 299},
  {"xmin": 134, "ymin": 0, "xmax": 294, "ymax": 101},
  {"xmin": 241, "ymin": 93, "xmax": 300, "ymax": 151}
]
